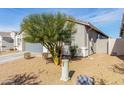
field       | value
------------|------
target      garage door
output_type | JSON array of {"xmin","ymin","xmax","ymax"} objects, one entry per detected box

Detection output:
[{"xmin": 25, "ymin": 43, "xmax": 43, "ymax": 53}]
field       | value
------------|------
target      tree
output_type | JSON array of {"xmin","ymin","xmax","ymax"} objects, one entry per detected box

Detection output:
[{"xmin": 21, "ymin": 12, "xmax": 75, "ymax": 65}]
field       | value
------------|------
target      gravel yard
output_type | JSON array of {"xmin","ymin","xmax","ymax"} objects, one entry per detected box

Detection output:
[{"xmin": 0, "ymin": 54, "xmax": 124, "ymax": 85}]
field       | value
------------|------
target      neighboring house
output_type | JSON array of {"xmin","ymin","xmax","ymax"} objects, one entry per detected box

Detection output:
[
  {"xmin": 15, "ymin": 32, "xmax": 44, "ymax": 53},
  {"xmin": 120, "ymin": 14, "xmax": 124, "ymax": 38},
  {"xmin": 0, "ymin": 32, "xmax": 17, "ymax": 51},
  {"xmin": 16, "ymin": 19, "xmax": 109, "ymax": 57},
  {"xmin": 15, "ymin": 32, "xmax": 25, "ymax": 51}
]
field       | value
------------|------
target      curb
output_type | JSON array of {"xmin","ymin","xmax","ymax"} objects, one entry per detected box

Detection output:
[{"xmin": 0, "ymin": 52, "xmax": 26, "ymax": 58}]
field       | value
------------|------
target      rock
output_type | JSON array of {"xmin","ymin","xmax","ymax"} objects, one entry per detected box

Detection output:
[{"xmin": 76, "ymin": 75, "xmax": 95, "ymax": 85}]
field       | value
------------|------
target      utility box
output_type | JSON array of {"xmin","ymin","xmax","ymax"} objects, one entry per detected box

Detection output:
[
  {"xmin": 81, "ymin": 47, "xmax": 88, "ymax": 57},
  {"xmin": 60, "ymin": 59, "xmax": 70, "ymax": 81}
]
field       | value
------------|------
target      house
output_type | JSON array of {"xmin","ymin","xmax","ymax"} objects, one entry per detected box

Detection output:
[
  {"xmin": 15, "ymin": 32, "xmax": 44, "ymax": 53},
  {"xmin": 67, "ymin": 19, "xmax": 109, "ymax": 57},
  {"xmin": 15, "ymin": 32, "xmax": 25, "ymax": 51},
  {"xmin": 16, "ymin": 19, "xmax": 109, "ymax": 57},
  {"xmin": 0, "ymin": 31, "xmax": 17, "ymax": 51},
  {"xmin": 120, "ymin": 14, "xmax": 124, "ymax": 38}
]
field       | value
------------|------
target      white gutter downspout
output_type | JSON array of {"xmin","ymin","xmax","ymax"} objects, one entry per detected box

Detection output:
[{"xmin": 86, "ymin": 27, "xmax": 93, "ymax": 56}]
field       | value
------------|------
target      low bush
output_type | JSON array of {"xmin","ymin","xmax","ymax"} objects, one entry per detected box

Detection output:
[{"xmin": 69, "ymin": 45, "xmax": 78, "ymax": 58}]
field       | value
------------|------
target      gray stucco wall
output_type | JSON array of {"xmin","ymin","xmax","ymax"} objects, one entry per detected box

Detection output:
[
  {"xmin": 72, "ymin": 24, "xmax": 86, "ymax": 47},
  {"xmin": 86, "ymin": 28, "xmax": 98, "ymax": 55},
  {"xmin": 71, "ymin": 24, "xmax": 105, "ymax": 56},
  {"xmin": 25, "ymin": 43, "xmax": 43, "ymax": 53},
  {"xmin": 96, "ymin": 39, "xmax": 108, "ymax": 54},
  {"xmin": 108, "ymin": 39, "xmax": 124, "ymax": 55},
  {"xmin": 96, "ymin": 38, "xmax": 124, "ymax": 55},
  {"xmin": 71, "ymin": 24, "xmax": 88, "ymax": 56}
]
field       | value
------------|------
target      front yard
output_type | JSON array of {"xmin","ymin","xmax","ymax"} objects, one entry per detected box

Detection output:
[
  {"xmin": 0, "ymin": 54, "xmax": 124, "ymax": 85},
  {"xmin": 0, "ymin": 51, "xmax": 17, "ymax": 56}
]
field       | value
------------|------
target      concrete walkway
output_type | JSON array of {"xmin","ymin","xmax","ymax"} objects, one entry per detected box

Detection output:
[{"xmin": 0, "ymin": 52, "xmax": 25, "ymax": 64}]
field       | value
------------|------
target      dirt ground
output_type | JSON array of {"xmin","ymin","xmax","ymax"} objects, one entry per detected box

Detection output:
[{"xmin": 0, "ymin": 54, "xmax": 124, "ymax": 85}]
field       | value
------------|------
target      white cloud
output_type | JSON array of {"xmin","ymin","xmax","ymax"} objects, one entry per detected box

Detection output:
[
  {"xmin": 85, "ymin": 9, "xmax": 124, "ymax": 24},
  {"xmin": 0, "ymin": 26, "xmax": 19, "ymax": 32}
]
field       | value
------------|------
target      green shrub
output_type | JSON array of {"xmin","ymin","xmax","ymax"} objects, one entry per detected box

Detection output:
[{"xmin": 69, "ymin": 45, "xmax": 78, "ymax": 58}]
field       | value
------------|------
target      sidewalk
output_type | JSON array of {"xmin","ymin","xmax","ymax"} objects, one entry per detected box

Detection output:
[{"xmin": 0, "ymin": 52, "xmax": 25, "ymax": 64}]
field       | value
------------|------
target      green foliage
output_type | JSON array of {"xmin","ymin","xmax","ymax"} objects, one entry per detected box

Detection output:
[
  {"xmin": 21, "ymin": 12, "xmax": 76, "ymax": 65},
  {"xmin": 69, "ymin": 45, "xmax": 78, "ymax": 58}
]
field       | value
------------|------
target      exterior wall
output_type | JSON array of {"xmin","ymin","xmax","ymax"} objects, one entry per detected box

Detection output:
[
  {"xmin": 86, "ymin": 28, "xmax": 108, "ymax": 55},
  {"xmin": 71, "ymin": 24, "xmax": 87, "ymax": 56},
  {"xmin": 10, "ymin": 32, "xmax": 17, "ymax": 49},
  {"xmin": 99, "ymin": 35, "xmax": 108, "ymax": 39},
  {"xmin": 0, "ymin": 36, "xmax": 2, "ymax": 51},
  {"xmin": 96, "ymin": 39, "xmax": 108, "ymax": 54},
  {"xmin": 108, "ymin": 38, "xmax": 124, "ymax": 55},
  {"xmin": 2, "ymin": 39, "xmax": 13, "ymax": 49},
  {"xmin": 65, "ymin": 24, "xmax": 108, "ymax": 57},
  {"xmin": 72, "ymin": 24, "xmax": 86, "ymax": 47},
  {"xmin": 95, "ymin": 38, "xmax": 124, "ymax": 56},
  {"xmin": 10, "ymin": 32, "xmax": 16, "ymax": 39},
  {"xmin": 15, "ymin": 32, "xmax": 45, "ymax": 53},
  {"xmin": 0, "ymin": 32, "xmax": 16, "ymax": 51},
  {"xmin": 15, "ymin": 33, "xmax": 23, "ymax": 51},
  {"xmin": 0, "ymin": 37, "xmax": 14, "ymax": 51},
  {"xmin": 25, "ymin": 43, "xmax": 43, "ymax": 53},
  {"xmin": 86, "ymin": 28, "xmax": 99, "ymax": 55},
  {"xmin": 43, "ymin": 46, "xmax": 48, "ymax": 53},
  {"xmin": 120, "ymin": 33, "xmax": 123, "ymax": 38},
  {"xmin": 15, "ymin": 32, "xmax": 26, "ymax": 51}
]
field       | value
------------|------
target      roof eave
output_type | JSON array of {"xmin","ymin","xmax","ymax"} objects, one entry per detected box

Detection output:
[{"xmin": 68, "ymin": 19, "xmax": 109, "ymax": 38}]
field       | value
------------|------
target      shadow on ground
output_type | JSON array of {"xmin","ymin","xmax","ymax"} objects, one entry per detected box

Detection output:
[
  {"xmin": 0, "ymin": 72, "xmax": 41, "ymax": 85},
  {"xmin": 116, "ymin": 55, "xmax": 124, "ymax": 62},
  {"xmin": 69, "ymin": 70, "xmax": 75, "ymax": 79},
  {"xmin": 25, "ymin": 56, "xmax": 35, "ymax": 60},
  {"xmin": 70, "ymin": 57, "xmax": 82, "ymax": 61},
  {"xmin": 112, "ymin": 63, "xmax": 124, "ymax": 74}
]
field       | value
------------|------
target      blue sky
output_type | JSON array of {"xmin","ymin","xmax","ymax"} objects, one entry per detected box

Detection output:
[{"xmin": 0, "ymin": 8, "xmax": 124, "ymax": 38}]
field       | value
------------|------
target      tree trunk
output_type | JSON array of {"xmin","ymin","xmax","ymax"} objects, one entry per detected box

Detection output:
[
  {"xmin": 53, "ymin": 54, "xmax": 59, "ymax": 65},
  {"xmin": 59, "ymin": 47, "xmax": 62, "ymax": 66},
  {"xmin": 49, "ymin": 47, "xmax": 61, "ymax": 66}
]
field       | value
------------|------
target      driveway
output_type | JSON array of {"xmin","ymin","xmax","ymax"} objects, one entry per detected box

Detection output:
[{"xmin": 0, "ymin": 52, "xmax": 24, "ymax": 64}]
